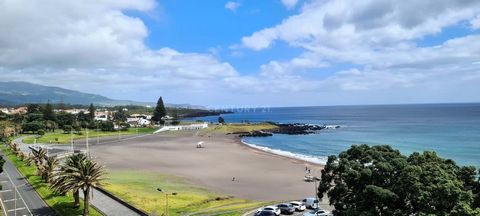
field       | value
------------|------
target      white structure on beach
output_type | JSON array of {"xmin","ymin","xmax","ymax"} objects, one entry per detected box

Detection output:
[{"xmin": 154, "ymin": 123, "xmax": 208, "ymax": 133}]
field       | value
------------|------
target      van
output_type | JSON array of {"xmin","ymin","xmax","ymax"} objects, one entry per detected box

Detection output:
[{"xmin": 302, "ymin": 197, "xmax": 319, "ymax": 209}]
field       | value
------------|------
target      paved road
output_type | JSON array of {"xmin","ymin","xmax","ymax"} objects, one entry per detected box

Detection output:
[
  {"xmin": 0, "ymin": 150, "xmax": 55, "ymax": 216},
  {"xmin": 13, "ymin": 135, "xmax": 146, "ymax": 216}
]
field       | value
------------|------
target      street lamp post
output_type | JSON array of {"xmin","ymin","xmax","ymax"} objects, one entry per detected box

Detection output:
[{"xmin": 156, "ymin": 188, "xmax": 177, "ymax": 216}]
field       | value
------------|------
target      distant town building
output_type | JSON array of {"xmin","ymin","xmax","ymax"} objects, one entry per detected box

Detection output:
[
  {"xmin": 127, "ymin": 117, "xmax": 151, "ymax": 126},
  {"xmin": 11, "ymin": 107, "xmax": 27, "ymax": 115},
  {"xmin": 0, "ymin": 108, "xmax": 10, "ymax": 114},
  {"xmin": 94, "ymin": 111, "xmax": 112, "ymax": 121}
]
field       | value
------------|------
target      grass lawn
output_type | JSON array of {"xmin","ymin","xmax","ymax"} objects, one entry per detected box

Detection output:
[
  {"xmin": 200, "ymin": 123, "xmax": 278, "ymax": 135},
  {"xmin": 104, "ymin": 170, "xmax": 270, "ymax": 216},
  {"xmin": 22, "ymin": 127, "xmax": 158, "ymax": 144},
  {"xmin": 0, "ymin": 146, "xmax": 103, "ymax": 216}
]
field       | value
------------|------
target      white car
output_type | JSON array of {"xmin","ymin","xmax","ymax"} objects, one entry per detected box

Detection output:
[
  {"xmin": 290, "ymin": 201, "xmax": 306, "ymax": 211},
  {"xmin": 257, "ymin": 206, "xmax": 281, "ymax": 216},
  {"xmin": 302, "ymin": 209, "xmax": 332, "ymax": 216},
  {"xmin": 302, "ymin": 197, "xmax": 319, "ymax": 209}
]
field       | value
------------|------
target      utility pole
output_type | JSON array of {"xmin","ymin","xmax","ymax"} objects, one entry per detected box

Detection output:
[
  {"xmin": 86, "ymin": 128, "xmax": 89, "ymax": 158},
  {"xmin": 71, "ymin": 130, "xmax": 74, "ymax": 152},
  {"xmin": 97, "ymin": 124, "xmax": 99, "ymax": 145}
]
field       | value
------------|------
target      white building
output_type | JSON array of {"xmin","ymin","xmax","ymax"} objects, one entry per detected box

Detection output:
[
  {"xmin": 127, "ymin": 117, "xmax": 151, "ymax": 126},
  {"xmin": 154, "ymin": 123, "xmax": 208, "ymax": 133},
  {"xmin": 0, "ymin": 108, "xmax": 10, "ymax": 114}
]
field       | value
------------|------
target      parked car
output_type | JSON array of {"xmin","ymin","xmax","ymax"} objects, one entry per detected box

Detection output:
[
  {"xmin": 290, "ymin": 201, "xmax": 306, "ymax": 211},
  {"xmin": 302, "ymin": 209, "xmax": 332, "ymax": 216},
  {"xmin": 302, "ymin": 197, "xmax": 319, "ymax": 209},
  {"xmin": 255, "ymin": 211, "xmax": 276, "ymax": 216},
  {"xmin": 257, "ymin": 206, "xmax": 281, "ymax": 216},
  {"xmin": 276, "ymin": 203, "xmax": 295, "ymax": 214}
]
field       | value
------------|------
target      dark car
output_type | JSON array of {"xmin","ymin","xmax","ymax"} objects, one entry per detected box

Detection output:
[
  {"xmin": 255, "ymin": 211, "xmax": 276, "ymax": 216},
  {"xmin": 277, "ymin": 203, "xmax": 295, "ymax": 214}
]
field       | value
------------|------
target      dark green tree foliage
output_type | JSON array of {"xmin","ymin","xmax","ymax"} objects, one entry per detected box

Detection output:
[
  {"xmin": 113, "ymin": 108, "xmax": 127, "ymax": 123},
  {"xmin": 88, "ymin": 104, "xmax": 95, "ymax": 122},
  {"xmin": 319, "ymin": 145, "xmax": 480, "ymax": 216},
  {"xmin": 77, "ymin": 111, "xmax": 90, "ymax": 128},
  {"xmin": 0, "ymin": 156, "xmax": 4, "ymax": 174},
  {"xmin": 152, "ymin": 96, "xmax": 166, "ymax": 123},
  {"xmin": 98, "ymin": 121, "xmax": 115, "ymax": 132},
  {"xmin": 22, "ymin": 122, "xmax": 45, "ymax": 133},
  {"xmin": 57, "ymin": 112, "xmax": 76, "ymax": 132},
  {"xmin": 43, "ymin": 102, "xmax": 56, "ymax": 122}
]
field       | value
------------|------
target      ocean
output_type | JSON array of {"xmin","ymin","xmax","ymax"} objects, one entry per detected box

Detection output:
[{"xmin": 186, "ymin": 103, "xmax": 480, "ymax": 167}]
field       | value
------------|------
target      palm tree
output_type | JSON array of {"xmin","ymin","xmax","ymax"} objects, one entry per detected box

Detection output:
[
  {"xmin": 25, "ymin": 153, "xmax": 34, "ymax": 166},
  {"xmin": 50, "ymin": 153, "xmax": 87, "ymax": 208},
  {"xmin": 53, "ymin": 156, "xmax": 106, "ymax": 216},
  {"xmin": 41, "ymin": 157, "xmax": 58, "ymax": 183},
  {"xmin": 75, "ymin": 160, "xmax": 106, "ymax": 216},
  {"xmin": 31, "ymin": 148, "xmax": 47, "ymax": 166}
]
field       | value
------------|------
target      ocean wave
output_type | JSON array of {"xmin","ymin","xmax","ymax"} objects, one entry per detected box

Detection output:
[{"xmin": 241, "ymin": 140, "xmax": 327, "ymax": 165}]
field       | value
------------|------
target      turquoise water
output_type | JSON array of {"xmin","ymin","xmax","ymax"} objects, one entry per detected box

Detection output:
[{"xmin": 187, "ymin": 104, "xmax": 480, "ymax": 167}]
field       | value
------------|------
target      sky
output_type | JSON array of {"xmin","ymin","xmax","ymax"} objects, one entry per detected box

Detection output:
[{"xmin": 1, "ymin": 0, "xmax": 480, "ymax": 107}]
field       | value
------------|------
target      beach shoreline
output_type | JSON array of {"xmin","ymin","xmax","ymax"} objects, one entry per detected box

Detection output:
[
  {"xmin": 90, "ymin": 131, "xmax": 326, "ymax": 202},
  {"xmin": 236, "ymin": 136, "xmax": 327, "ymax": 166}
]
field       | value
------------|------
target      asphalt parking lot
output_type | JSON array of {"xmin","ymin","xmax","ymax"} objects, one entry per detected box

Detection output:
[
  {"xmin": 246, "ymin": 202, "xmax": 333, "ymax": 216},
  {"xmin": 0, "ymin": 172, "xmax": 32, "ymax": 216}
]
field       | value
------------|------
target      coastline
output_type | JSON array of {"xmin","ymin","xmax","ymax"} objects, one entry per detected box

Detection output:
[
  {"xmin": 236, "ymin": 136, "xmax": 327, "ymax": 166},
  {"xmin": 91, "ymin": 131, "xmax": 326, "ymax": 201}
]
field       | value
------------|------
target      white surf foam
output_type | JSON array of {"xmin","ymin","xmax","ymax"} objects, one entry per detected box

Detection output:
[{"xmin": 241, "ymin": 139, "xmax": 327, "ymax": 165}]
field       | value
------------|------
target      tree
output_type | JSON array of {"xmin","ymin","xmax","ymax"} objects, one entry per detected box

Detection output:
[
  {"xmin": 77, "ymin": 111, "xmax": 90, "ymax": 129},
  {"xmin": 52, "ymin": 155, "xmax": 106, "ymax": 216},
  {"xmin": 152, "ymin": 96, "xmax": 166, "ymax": 124},
  {"xmin": 22, "ymin": 121, "xmax": 45, "ymax": 133},
  {"xmin": 51, "ymin": 153, "xmax": 87, "ymax": 208},
  {"xmin": 0, "ymin": 153, "xmax": 4, "ymax": 174},
  {"xmin": 113, "ymin": 108, "xmax": 127, "ymax": 124},
  {"xmin": 88, "ymin": 104, "xmax": 96, "ymax": 123},
  {"xmin": 41, "ymin": 157, "xmax": 58, "ymax": 183},
  {"xmin": 43, "ymin": 102, "xmax": 56, "ymax": 122},
  {"xmin": 30, "ymin": 148, "xmax": 47, "ymax": 175},
  {"xmin": 318, "ymin": 145, "xmax": 480, "ymax": 216},
  {"xmin": 218, "ymin": 116, "xmax": 225, "ymax": 124},
  {"xmin": 98, "ymin": 121, "xmax": 115, "ymax": 132},
  {"xmin": 57, "ymin": 112, "xmax": 76, "ymax": 132}
]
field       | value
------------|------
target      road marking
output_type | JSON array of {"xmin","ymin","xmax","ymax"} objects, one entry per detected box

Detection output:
[
  {"xmin": 3, "ymin": 166, "xmax": 33, "ymax": 215},
  {"xmin": 0, "ymin": 180, "xmax": 9, "ymax": 183},
  {"xmin": 4, "ymin": 198, "xmax": 18, "ymax": 202},
  {"xmin": 7, "ymin": 207, "xmax": 26, "ymax": 212},
  {"xmin": 0, "ymin": 189, "xmax": 12, "ymax": 193}
]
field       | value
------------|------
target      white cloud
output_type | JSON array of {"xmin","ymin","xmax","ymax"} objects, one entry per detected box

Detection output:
[
  {"xmin": 0, "ymin": 0, "xmax": 239, "ymax": 103},
  {"xmin": 233, "ymin": 0, "xmax": 480, "ymax": 104},
  {"xmin": 281, "ymin": 0, "xmax": 299, "ymax": 9},
  {"xmin": 471, "ymin": 15, "xmax": 480, "ymax": 29},
  {"xmin": 225, "ymin": 1, "xmax": 240, "ymax": 12}
]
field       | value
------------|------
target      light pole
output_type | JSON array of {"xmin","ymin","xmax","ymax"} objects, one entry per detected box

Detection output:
[
  {"xmin": 96, "ymin": 123, "xmax": 99, "ymax": 145},
  {"xmin": 86, "ymin": 128, "xmax": 89, "ymax": 158},
  {"xmin": 70, "ymin": 130, "xmax": 74, "ymax": 152},
  {"xmin": 156, "ymin": 188, "xmax": 177, "ymax": 216},
  {"xmin": 313, "ymin": 176, "xmax": 320, "ymax": 207}
]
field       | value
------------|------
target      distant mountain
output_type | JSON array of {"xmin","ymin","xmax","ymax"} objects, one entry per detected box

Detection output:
[{"xmin": 0, "ymin": 81, "xmax": 157, "ymax": 107}]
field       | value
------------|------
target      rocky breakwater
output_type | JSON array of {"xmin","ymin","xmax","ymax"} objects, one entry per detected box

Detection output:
[{"xmin": 237, "ymin": 122, "xmax": 340, "ymax": 137}]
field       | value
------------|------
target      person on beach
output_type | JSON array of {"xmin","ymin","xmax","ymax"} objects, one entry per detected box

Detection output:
[{"xmin": 232, "ymin": 177, "xmax": 236, "ymax": 181}]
